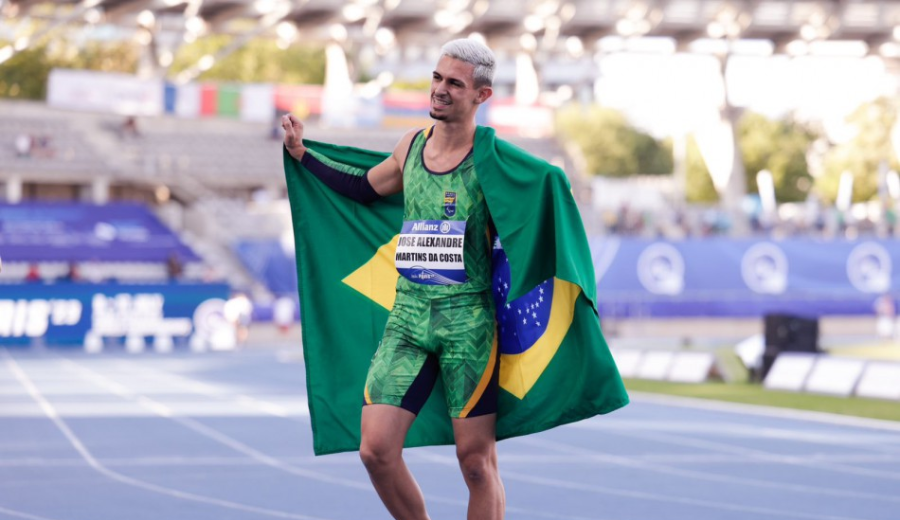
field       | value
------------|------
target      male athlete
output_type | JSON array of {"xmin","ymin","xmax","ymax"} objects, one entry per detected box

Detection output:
[{"xmin": 283, "ymin": 39, "xmax": 504, "ymax": 520}]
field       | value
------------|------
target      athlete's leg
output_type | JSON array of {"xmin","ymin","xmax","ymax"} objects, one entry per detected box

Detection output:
[
  {"xmin": 452, "ymin": 413, "xmax": 505, "ymax": 520},
  {"xmin": 432, "ymin": 292, "xmax": 503, "ymax": 518},
  {"xmin": 360, "ymin": 404, "xmax": 430, "ymax": 520}
]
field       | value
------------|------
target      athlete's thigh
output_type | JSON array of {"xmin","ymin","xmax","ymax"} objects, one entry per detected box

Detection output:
[
  {"xmin": 451, "ymin": 413, "xmax": 498, "ymax": 456},
  {"xmin": 433, "ymin": 292, "xmax": 498, "ymax": 418},
  {"xmin": 364, "ymin": 292, "xmax": 439, "ymax": 415}
]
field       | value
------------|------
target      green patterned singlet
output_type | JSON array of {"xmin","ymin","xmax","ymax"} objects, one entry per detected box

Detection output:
[{"xmin": 396, "ymin": 126, "xmax": 492, "ymax": 297}]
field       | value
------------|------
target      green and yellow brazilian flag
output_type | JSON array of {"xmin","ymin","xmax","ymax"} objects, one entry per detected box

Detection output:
[{"xmin": 284, "ymin": 126, "xmax": 628, "ymax": 456}]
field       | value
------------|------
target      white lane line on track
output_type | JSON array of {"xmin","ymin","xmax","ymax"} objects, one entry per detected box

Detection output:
[
  {"xmin": 512, "ymin": 435, "xmax": 900, "ymax": 505},
  {"xmin": 2, "ymin": 351, "xmax": 332, "ymax": 520},
  {"xmin": 100, "ymin": 358, "xmax": 306, "ymax": 419},
  {"xmin": 0, "ymin": 506, "xmax": 62, "ymax": 520},
  {"xmin": 409, "ymin": 450, "xmax": 617, "ymax": 520},
  {"xmin": 590, "ymin": 424, "xmax": 900, "ymax": 481},
  {"xmin": 58, "ymin": 359, "xmax": 373, "ymax": 489},
  {"xmin": 501, "ymin": 470, "xmax": 879, "ymax": 520},
  {"xmin": 586, "ymin": 420, "xmax": 900, "ymax": 462},
  {"xmin": 4, "ymin": 452, "xmax": 899, "ymax": 469},
  {"xmin": 63, "ymin": 357, "xmax": 601, "ymax": 520},
  {"xmin": 413, "ymin": 449, "xmax": 878, "ymax": 520},
  {"xmin": 593, "ymin": 419, "xmax": 900, "ymax": 446},
  {"xmin": 630, "ymin": 392, "xmax": 900, "ymax": 433}
]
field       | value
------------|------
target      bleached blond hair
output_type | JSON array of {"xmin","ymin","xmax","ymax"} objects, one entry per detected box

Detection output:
[{"xmin": 439, "ymin": 38, "xmax": 496, "ymax": 87}]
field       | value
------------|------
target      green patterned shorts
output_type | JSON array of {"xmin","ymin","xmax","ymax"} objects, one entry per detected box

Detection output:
[{"xmin": 364, "ymin": 290, "xmax": 498, "ymax": 418}]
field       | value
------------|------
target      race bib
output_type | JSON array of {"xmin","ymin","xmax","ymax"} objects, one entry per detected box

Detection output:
[{"xmin": 395, "ymin": 220, "xmax": 467, "ymax": 285}]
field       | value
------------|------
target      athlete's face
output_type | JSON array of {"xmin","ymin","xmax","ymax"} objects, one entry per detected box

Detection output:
[{"xmin": 429, "ymin": 56, "xmax": 492, "ymax": 122}]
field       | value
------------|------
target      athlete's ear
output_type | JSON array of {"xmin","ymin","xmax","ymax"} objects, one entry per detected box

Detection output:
[{"xmin": 474, "ymin": 85, "xmax": 493, "ymax": 105}]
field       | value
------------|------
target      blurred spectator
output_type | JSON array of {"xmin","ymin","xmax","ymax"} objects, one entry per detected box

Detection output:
[
  {"xmin": 61, "ymin": 262, "xmax": 80, "ymax": 283},
  {"xmin": 15, "ymin": 133, "xmax": 32, "ymax": 158},
  {"xmin": 270, "ymin": 123, "xmax": 283, "ymax": 141},
  {"xmin": 224, "ymin": 293, "xmax": 253, "ymax": 344},
  {"xmin": 884, "ymin": 205, "xmax": 897, "ymax": 237},
  {"xmin": 166, "ymin": 252, "xmax": 183, "ymax": 280},
  {"xmin": 121, "ymin": 116, "xmax": 141, "ymax": 138},
  {"xmin": 273, "ymin": 296, "xmax": 297, "ymax": 335},
  {"xmin": 31, "ymin": 134, "xmax": 55, "ymax": 158},
  {"xmin": 25, "ymin": 263, "xmax": 41, "ymax": 283},
  {"xmin": 874, "ymin": 293, "xmax": 896, "ymax": 339}
]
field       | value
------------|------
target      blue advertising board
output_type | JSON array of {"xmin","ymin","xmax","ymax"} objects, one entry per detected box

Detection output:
[
  {"xmin": 0, "ymin": 202, "xmax": 199, "ymax": 262},
  {"xmin": 0, "ymin": 283, "xmax": 230, "ymax": 346},
  {"xmin": 592, "ymin": 237, "xmax": 900, "ymax": 318}
]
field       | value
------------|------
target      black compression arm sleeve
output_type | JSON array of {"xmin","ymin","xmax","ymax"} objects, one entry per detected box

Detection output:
[{"xmin": 300, "ymin": 151, "xmax": 382, "ymax": 204}]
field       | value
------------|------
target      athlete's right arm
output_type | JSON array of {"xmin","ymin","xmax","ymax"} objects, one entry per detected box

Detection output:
[
  {"xmin": 282, "ymin": 114, "xmax": 416, "ymax": 204},
  {"xmin": 365, "ymin": 128, "xmax": 418, "ymax": 197}
]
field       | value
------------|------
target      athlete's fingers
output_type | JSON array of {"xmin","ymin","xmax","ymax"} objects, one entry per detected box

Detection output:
[
  {"xmin": 282, "ymin": 114, "xmax": 305, "ymax": 145},
  {"xmin": 283, "ymin": 114, "xmax": 300, "ymax": 128}
]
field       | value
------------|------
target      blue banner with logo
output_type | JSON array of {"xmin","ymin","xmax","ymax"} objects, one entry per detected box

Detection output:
[
  {"xmin": 591, "ymin": 237, "xmax": 900, "ymax": 318},
  {"xmin": 0, "ymin": 283, "xmax": 230, "ymax": 346},
  {"xmin": 0, "ymin": 202, "xmax": 200, "ymax": 262}
]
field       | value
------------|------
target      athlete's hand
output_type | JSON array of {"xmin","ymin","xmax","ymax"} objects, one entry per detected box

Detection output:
[{"xmin": 282, "ymin": 114, "xmax": 307, "ymax": 160}]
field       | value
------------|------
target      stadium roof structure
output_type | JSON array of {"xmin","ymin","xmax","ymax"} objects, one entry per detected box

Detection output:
[{"xmin": 4, "ymin": 0, "xmax": 900, "ymax": 64}]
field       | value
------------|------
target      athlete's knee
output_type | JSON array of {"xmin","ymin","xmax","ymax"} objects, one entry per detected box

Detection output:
[
  {"xmin": 359, "ymin": 436, "xmax": 401, "ymax": 472},
  {"xmin": 456, "ymin": 443, "xmax": 497, "ymax": 485}
]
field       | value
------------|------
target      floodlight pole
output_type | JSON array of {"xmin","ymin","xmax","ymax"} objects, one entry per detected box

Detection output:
[{"xmin": 715, "ymin": 42, "xmax": 749, "ymax": 237}]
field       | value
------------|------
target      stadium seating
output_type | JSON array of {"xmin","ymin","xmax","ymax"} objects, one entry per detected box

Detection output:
[
  {"xmin": 0, "ymin": 115, "xmax": 113, "ymax": 180},
  {"xmin": 0, "ymin": 201, "xmax": 203, "ymax": 284}
]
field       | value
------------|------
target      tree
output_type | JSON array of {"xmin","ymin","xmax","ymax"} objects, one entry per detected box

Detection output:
[
  {"xmin": 555, "ymin": 104, "xmax": 673, "ymax": 176},
  {"xmin": 67, "ymin": 41, "xmax": 139, "ymax": 73},
  {"xmin": 168, "ymin": 36, "xmax": 326, "ymax": 84},
  {"xmin": 0, "ymin": 44, "xmax": 55, "ymax": 99},
  {"xmin": 0, "ymin": 39, "xmax": 139, "ymax": 99},
  {"xmin": 684, "ymin": 111, "xmax": 817, "ymax": 204},
  {"xmin": 739, "ymin": 112, "xmax": 816, "ymax": 203},
  {"xmin": 817, "ymin": 97, "xmax": 899, "ymax": 204},
  {"xmin": 1, "ymin": 35, "xmax": 326, "ymax": 101}
]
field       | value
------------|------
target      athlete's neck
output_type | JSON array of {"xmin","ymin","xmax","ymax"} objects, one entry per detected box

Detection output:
[{"xmin": 429, "ymin": 121, "xmax": 476, "ymax": 154}]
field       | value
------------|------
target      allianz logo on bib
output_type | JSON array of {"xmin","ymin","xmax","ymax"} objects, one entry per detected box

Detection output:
[{"xmin": 411, "ymin": 222, "xmax": 439, "ymax": 232}]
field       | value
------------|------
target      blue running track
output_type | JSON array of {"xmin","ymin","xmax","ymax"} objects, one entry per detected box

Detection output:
[{"xmin": 2, "ymin": 348, "xmax": 899, "ymax": 520}]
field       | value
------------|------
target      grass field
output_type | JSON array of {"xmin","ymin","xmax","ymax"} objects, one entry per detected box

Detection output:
[{"xmin": 623, "ymin": 379, "xmax": 900, "ymax": 422}]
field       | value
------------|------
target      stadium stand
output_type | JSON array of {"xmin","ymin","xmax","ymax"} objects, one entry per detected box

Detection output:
[
  {"xmin": 1, "ymin": 114, "xmax": 115, "ymax": 182},
  {"xmin": 0, "ymin": 201, "xmax": 202, "ymax": 283},
  {"xmin": 234, "ymin": 239, "xmax": 298, "ymax": 298}
]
